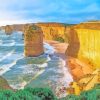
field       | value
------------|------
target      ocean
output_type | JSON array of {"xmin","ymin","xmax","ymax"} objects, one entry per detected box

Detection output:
[{"xmin": 0, "ymin": 30, "xmax": 73, "ymax": 96}]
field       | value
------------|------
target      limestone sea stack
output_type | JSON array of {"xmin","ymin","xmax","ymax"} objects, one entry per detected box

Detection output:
[
  {"xmin": 24, "ymin": 24, "xmax": 44, "ymax": 57},
  {"xmin": 5, "ymin": 25, "xmax": 13, "ymax": 35}
]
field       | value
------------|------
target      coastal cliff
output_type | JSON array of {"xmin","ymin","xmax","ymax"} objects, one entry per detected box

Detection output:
[
  {"xmin": 36, "ymin": 23, "xmax": 68, "ymax": 42},
  {"xmin": 66, "ymin": 22, "xmax": 100, "ymax": 69},
  {"xmin": 66, "ymin": 22, "xmax": 100, "ymax": 94}
]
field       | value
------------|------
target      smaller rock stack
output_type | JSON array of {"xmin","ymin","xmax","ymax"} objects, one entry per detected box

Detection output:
[
  {"xmin": 24, "ymin": 25, "xmax": 44, "ymax": 57},
  {"xmin": 5, "ymin": 25, "xmax": 13, "ymax": 35}
]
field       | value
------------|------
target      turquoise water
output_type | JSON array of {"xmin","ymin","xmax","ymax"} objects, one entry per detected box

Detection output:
[{"xmin": 0, "ymin": 30, "xmax": 73, "ymax": 95}]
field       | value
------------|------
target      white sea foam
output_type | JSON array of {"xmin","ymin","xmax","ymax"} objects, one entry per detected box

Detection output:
[
  {"xmin": 0, "ymin": 61, "xmax": 16, "ymax": 75},
  {"xmin": 59, "ymin": 58, "xmax": 73, "ymax": 86},
  {"xmin": 35, "ymin": 63, "xmax": 48, "ymax": 68},
  {"xmin": 0, "ymin": 50, "xmax": 14, "ymax": 62},
  {"xmin": 47, "ymin": 56, "xmax": 51, "ymax": 62},
  {"xmin": 10, "ymin": 69, "xmax": 45, "ymax": 89},
  {"xmin": 44, "ymin": 43, "xmax": 55, "ymax": 55},
  {"xmin": 0, "ymin": 56, "xmax": 23, "ymax": 75},
  {"xmin": 15, "ymin": 43, "xmax": 24, "ymax": 46},
  {"xmin": 1, "ymin": 42, "xmax": 15, "ymax": 46},
  {"xmin": 10, "ymin": 81, "xmax": 27, "ymax": 90}
]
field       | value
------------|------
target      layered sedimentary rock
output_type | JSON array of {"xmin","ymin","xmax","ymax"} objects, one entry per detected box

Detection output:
[
  {"xmin": 67, "ymin": 57, "xmax": 93, "ymax": 80},
  {"xmin": 5, "ymin": 25, "xmax": 13, "ymax": 35},
  {"xmin": 66, "ymin": 22, "xmax": 100, "ymax": 69},
  {"xmin": 24, "ymin": 25, "xmax": 44, "ymax": 57},
  {"xmin": 36, "ymin": 23, "xmax": 67, "ymax": 42}
]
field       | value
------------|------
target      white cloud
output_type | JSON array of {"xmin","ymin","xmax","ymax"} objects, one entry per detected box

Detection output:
[{"xmin": 0, "ymin": 0, "xmax": 99, "ymax": 25}]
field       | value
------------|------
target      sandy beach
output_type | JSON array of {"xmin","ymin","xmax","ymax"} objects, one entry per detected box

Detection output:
[
  {"xmin": 45, "ymin": 40, "xmax": 93, "ymax": 81},
  {"xmin": 45, "ymin": 40, "xmax": 68, "ymax": 60}
]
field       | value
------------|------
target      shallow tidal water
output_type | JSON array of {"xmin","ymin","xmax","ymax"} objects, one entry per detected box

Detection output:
[{"xmin": 0, "ymin": 30, "xmax": 73, "ymax": 96}]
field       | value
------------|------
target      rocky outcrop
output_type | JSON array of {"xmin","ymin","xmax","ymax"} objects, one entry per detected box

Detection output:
[
  {"xmin": 5, "ymin": 25, "xmax": 13, "ymax": 35},
  {"xmin": 67, "ymin": 57, "xmax": 93, "ymax": 81},
  {"xmin": 24, "ymin": 25, "xmax": 44, "ymax": 57}
]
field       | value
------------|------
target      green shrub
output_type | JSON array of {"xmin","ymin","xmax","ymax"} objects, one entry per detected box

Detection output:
[
  {"xmin": 24, "ymin": 87, "xmax": 56, "ymax": 100},
  {"xmin": 60, "ymin": 94, "xmax": 80, "ymax": 100},
  {"xmin": 54, "ymin": 37, "xmax": 65, "ymax": 43},
  {"xmin": 0, "ymin": 88, "xmax": 56, "ymax": 100},
  {"xmin": 9, "ymin": 94, "xmax": 20, "ymax": 100},
  {"xmin": 16, "ymin": 89, "xmax": 35, "ymax": 100},
  {"xmin": 0, "ymin": 90, "xmax": 14, "ymax": 100},
  {"xmin": 0, "ymin": 84, "xmax": 99, "ymax": 100},
  {"xmin": 0, "ymin": 92, "xmax": 7, "ymax": 100},
  {"xmin": 93, "ymin": 83, "xmax": 100, "ymax": 89}
]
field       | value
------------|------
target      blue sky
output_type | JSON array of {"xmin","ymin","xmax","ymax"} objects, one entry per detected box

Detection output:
[{"xmin": 0, "ymin": 0, "xmax": 100, "ymax": 26}]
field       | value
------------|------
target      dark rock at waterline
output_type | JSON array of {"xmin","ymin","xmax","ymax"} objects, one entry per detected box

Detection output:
[{"xmin": 0, "ymin": 76, "xmax": 12, "ymax": 90}]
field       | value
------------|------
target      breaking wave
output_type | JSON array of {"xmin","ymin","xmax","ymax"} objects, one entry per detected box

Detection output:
[
  {"xmin": 0, "ymin": 51, "xmax": 14, "ymax": 62},
  {"xmin": 0, "ymin": 56, "xmax": 24, "ymax": 75}
]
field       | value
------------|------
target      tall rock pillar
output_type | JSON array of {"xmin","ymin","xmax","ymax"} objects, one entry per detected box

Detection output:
[
  {"xmin": 5, "ymin": 25, "xmax": 13, "ymax": 35},
  {"xmin": 24, "ymin": 25, "xmax": 44, "ymax": 57}
]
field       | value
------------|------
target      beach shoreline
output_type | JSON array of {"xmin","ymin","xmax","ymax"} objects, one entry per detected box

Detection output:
[
  {"xmin": 44, "ymin": 40, "xmax": 93, "ymax": 81},
  {"xmin": 45, "ymin": 40, "xmax": 73, "ymax": 81}
]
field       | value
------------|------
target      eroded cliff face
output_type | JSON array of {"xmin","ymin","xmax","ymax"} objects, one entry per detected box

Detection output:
[
  {"xmin": 75, "ymin": 29, "xmax": 100, "ymax": 69},
  {"xmin": 66, "ymin": 22, "xmax": 100, "ymax": 94},
  {"xmin": 66, "ymin": 23, "xmax": 100, "ymax": 69},
  {"xmin": 24, "ymin": 25, "xmax": 44, "ymax": 57},
  {"xmin": 36, "ymin": 23, "xmax": 66, "ymax": 42}
]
